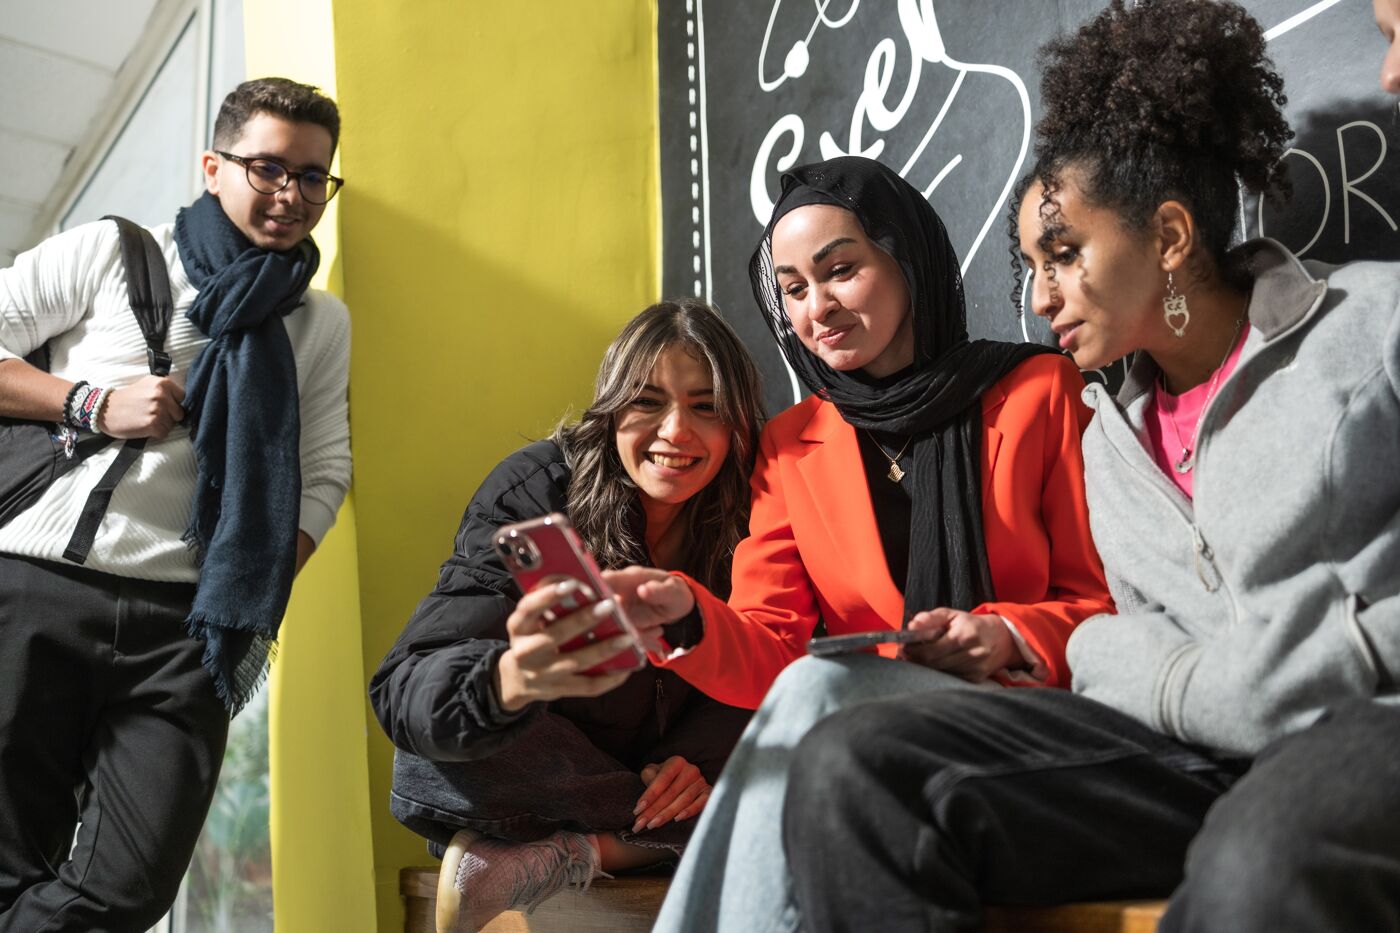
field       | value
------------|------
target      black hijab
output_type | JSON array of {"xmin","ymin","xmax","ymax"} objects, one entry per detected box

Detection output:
[{"xmin": 749, "ymin": 156, "xmax": 1053, "ymax": 619}]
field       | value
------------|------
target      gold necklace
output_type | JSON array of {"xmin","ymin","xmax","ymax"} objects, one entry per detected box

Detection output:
[
  {"xmin": 1162, "ymin": 317, "xmax": 1245, "ymax": 474},
  {"xmin": 864, "ymin": 430, "xmax": 914, "ymax": 483}
]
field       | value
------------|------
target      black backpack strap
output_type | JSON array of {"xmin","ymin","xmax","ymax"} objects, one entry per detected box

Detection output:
[
  {"xmin": 63, "ymin": 218, "xmax": 175, "ymax": 564},
  {"xmin": 102, "ymin": 215, "xmax": 175, "ymax": 375},
  {"xmin": 62, "ymin": 439, "xmax": 148, "ymax": 563}
]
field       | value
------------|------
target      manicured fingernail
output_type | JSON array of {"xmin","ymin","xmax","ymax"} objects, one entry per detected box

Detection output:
[
  {"xmin": 556, "ymin": 580, "xmax": 576, "ymax": 595},
  {"xmin": 593, "ymin": 599, "xmax": 615, "ymax": 616},
  {"xmin": 633, "ymin": 799, "xmax": 646, "ymax": 815},
  {"xmin": 632, "ymin": 819, "xmax": 645, "ymax": 832},
  {"xmin": 646, "ymin": 818, "xmax": 661, "ymax": 829}
]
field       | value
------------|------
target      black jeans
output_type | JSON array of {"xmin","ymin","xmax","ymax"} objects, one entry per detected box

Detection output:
[
  {"xmin": 0, "ymin": 554, "xmax": 229, "ymax": 933},
  {"xmin": 391, "ymin": 698, "xmax": 749, "ymax": 859},
  {"xmin": 784, "ymin": 688, "xmax": 1400, "ymax": 933}
]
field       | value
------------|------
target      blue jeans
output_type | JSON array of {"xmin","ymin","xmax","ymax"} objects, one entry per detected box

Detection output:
[
  {"xmin": 653, "ymin": 654, "xmax": 983, "ymax": 933},
  {"xmin": 785, "ymin": 688, "xmax": 1400, "ymax": 932}
]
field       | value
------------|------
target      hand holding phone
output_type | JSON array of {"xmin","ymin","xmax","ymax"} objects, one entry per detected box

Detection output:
[
  {"xmin": 495, "ymin": 514, "xmax": 646, "ymax": 675},
  {"xmin": 495, "ymin": 581, "xmax": 638, "ymax": 712},
  {"xmin": 901, "ymin": 608, "xmax": 1021, "ymax": 682}
]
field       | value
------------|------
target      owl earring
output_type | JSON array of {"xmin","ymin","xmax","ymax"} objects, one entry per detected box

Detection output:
[{"xmin": 1163, "ymin": 271, "xmax": 1189, "ymax": 338}]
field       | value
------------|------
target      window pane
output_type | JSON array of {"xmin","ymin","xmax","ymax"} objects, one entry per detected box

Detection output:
[
  {"xmin": 61, "ymin": 15, "xmax": 199, "ymax": 230},
  {"xmin": 178, "ymin": 683, "xmax": 274, "ymax": 933},
  {"xmin": 206, "ymin": 0, "xmax": 246, "ymax": 129}
]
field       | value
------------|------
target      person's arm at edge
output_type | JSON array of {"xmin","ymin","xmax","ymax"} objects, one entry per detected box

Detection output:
[{"xmin": 293, "ymin": 295, "xmax": 352, "ymax": 575}]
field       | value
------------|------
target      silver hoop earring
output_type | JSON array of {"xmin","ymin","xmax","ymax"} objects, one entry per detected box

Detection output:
[{"xmin": 1163, "ymin": 272, "xmax": 1190, "ymax": 338}]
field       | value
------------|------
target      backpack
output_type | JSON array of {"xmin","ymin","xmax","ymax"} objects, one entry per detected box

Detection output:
[{"xmin": 0, "ymin": 216, "xmax": 174, "ymax": 564}]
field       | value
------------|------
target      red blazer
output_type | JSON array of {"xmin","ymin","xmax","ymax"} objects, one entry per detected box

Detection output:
[{"xmin": 661, "ymin": 354, "xmax": 1114, "ymax": 709}]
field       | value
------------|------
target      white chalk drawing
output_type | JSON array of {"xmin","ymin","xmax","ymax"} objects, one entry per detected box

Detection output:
[
  {"xmin": 1262, "ymin": 0, "xmax": 1346, "ymax": 40},
  {"xmin": 1257, "ymin": 126, "xmax": 1398, "ymax": 250},
  {"xmin": 686, "ymin": 0, "xmax": 716, "ymax": 301},
  {"xmin": 689, "ymin": 0, "xmax": 1394, "ymax": 405},
  {"xmin": 748, "ymin": 0, "xmax": 1030, "ymax": 279},
  {"xmin": 740, "ymin": 0, "xmax": 1033, "ymax": 402},
  {"xmin": 1260, "ymin": 148, "xmax": 1332, "ymax": 254},
  {"xmin": 757, "ymin": 0, "xmax": 860, "ymax": 92},
  {"xmin": 1333, "ymin": 121, "xmax": 1397, "ymax": 242},
  {"xmin": 1247, "ymin": 2, "xmax": 1397, "ymax": 254}
]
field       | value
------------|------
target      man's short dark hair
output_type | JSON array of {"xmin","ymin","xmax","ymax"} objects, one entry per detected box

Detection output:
[{"xmin": 211, "ymin": 77, "xmax": 341, "ymax": 153}]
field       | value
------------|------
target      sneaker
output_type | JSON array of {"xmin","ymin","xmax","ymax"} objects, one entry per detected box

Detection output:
[{"xmin": 435, "ymin": 828, "xmax": 602, "ymax": 932}]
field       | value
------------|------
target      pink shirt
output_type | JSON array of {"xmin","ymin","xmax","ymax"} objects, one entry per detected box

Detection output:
[{"xmin": 1146, "ymin": 324, "xmax": 1250, "ymax": 499}]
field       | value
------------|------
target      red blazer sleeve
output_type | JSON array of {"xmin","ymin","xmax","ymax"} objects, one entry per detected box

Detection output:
[
  {"xmin": 974, "ymin": 356, "xmax": 1114, "ymax": 687},
  {"xmin": 660, "ymin": 424, "xmax": 820, "ymax": 709}
]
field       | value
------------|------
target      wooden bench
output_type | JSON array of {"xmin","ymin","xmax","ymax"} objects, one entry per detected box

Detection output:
[{"xmin": 401, "ymin": 867, "xmax": 1166, "ymax": 932}]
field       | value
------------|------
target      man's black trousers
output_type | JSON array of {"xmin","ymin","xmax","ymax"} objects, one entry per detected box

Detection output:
[{"xmin": 0, "ymin": 553, "xmax": 229, "ymax": 933}]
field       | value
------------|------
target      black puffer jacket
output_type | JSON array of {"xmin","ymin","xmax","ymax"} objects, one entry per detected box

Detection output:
[{"xmin": 369, "ymin": 440, "xmax": 745, "ymax": 772}]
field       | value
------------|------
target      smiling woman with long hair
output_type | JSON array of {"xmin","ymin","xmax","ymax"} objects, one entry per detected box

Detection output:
[{"xmin": 369, "ymin": 299, "xmax": 763, "ymax": 932}]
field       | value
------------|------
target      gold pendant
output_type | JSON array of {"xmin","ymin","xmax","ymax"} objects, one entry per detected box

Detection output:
[{"xmin": 887, "ymin": 462, "xmax": 905, "ymax": 483}]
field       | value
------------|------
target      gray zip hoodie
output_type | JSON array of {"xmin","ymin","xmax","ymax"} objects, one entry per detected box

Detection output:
[{"xmin": 1069, "ymin": 239, "xmax": 1400, "ymax": 757}]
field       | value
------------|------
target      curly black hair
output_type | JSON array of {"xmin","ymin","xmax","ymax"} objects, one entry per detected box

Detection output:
[{"xmin": 1009, "ymin": 0, "xmax": 1293, "ymax": 308}]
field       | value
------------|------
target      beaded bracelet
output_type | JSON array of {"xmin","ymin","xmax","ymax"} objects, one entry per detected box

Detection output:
[
  {"xmin": 90, "ymin": 387, "xmax": 112, "ymax": 435},
  {"xmin": 61, "ymin": 381, "xmax": 90, "ymax": 430}
]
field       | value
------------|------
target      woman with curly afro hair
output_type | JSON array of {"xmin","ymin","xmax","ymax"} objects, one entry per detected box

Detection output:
[{"xmin": 778, "ymin": 2, "xmax": 1400, "ymax": 931}]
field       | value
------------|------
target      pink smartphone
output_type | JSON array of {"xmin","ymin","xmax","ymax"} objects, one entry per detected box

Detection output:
[{"xmin": 494, "ymin": 513, "xmax": 646, "ymax": 676}]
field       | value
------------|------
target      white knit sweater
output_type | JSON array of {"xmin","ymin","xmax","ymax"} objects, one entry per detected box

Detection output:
[{"xmin": 0, "ymin": 219, "xmax": 351, "ymax": 582}]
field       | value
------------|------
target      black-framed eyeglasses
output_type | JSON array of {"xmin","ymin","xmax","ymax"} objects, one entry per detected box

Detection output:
[{"xmin": 216, "ymin": 151, "xmax": 344, "ymax": 204}]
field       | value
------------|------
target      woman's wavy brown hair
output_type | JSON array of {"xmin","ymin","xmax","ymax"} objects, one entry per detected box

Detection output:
[{"xmin": 552, "ymin": 300, "xmax": 764, "ymax": 597}]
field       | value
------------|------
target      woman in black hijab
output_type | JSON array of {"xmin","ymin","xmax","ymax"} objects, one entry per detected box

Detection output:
[{"xmin": 607, "ymin": 156, "xmax": 1113, "ymax": 932}]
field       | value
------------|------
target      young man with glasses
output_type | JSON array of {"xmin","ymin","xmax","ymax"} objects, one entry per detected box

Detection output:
[{"xmin": 0, "ymin": 77, "xmax": 351, "ymax": 933}]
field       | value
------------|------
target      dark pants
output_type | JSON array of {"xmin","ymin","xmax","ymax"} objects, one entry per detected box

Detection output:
[
  {"xmin": 783, "ymin": 688, "xmax": 1400, "ymax": 933},
  {"xmin": 0, "ymin": 554, "xmax": 229, "ymax": 933},
  {"xmin": 392, "ymin": 699, "xmax": 750, "ymax": 859}
]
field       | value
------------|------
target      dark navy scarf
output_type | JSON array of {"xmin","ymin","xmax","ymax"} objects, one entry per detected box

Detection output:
[{"xmin": 175, "ymin": 191, "xmax": 318, "ymax": 714}]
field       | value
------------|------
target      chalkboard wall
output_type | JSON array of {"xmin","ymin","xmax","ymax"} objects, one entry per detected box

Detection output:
[{"xmin": 659, "ymin": 0, "xmax": 1400, "ymax": 413}]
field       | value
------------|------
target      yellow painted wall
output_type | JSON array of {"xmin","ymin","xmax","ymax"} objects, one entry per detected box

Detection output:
[
  {"xmin": 330, "ymin": 2, "xmax": 660, "ymax": 930},
  {"xmin": 241, "ymin": 2, "xmax": 377, "ymax": 932}
]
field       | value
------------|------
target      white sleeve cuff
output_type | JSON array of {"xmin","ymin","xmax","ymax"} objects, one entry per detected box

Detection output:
[
  {"xmin": 999, "ymin": 615, "xmax": 1050, "ymax": 683},
  {"xmin": 298, "ymin": 496, "xmax": 340, "ymax": 547}
]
